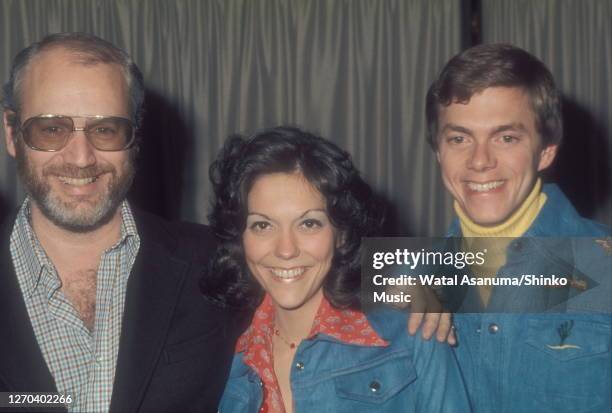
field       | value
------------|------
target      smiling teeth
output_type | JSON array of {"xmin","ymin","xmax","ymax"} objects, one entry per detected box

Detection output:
[
  {"xmin": 467, "ymin": 181, "xmax": 504, "ymax": 192},
  {"xmin": 58, "ymin": 176, "xmax": 97, "ymax": 186},
  {"xmin": 270, "ymin": 267, "xmax": 306, "ymax": 279}
]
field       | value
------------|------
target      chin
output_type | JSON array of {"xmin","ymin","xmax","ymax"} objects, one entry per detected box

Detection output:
[
  {"xmin": 38, "ymin": 194, "xmax": 119, "ymax": 232},
  {"xmin": 270, "ymin": 295, "xmax": 306, "ymax": 311},
  {"xmin": 471, "ymin": 213, "xmax": 510, "ymax": 227},
  {"xmin": 462, "ymin": 207, "xmax": 506, "ymax": 226}
]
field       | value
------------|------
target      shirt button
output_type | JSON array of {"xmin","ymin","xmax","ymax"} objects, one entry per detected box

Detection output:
[
  {"xmin": 369, "ymin": 381, "xmax": 381, "ymax": 393},
  {"xmin": 295, "ymin": 361, "xmax": 305, "ymax": 370},
  {"xmin": 488, "ymin": 323, "xmax": 500, "ymax": 334},
  {"xmin": 476, "ymin": 328, "xmax": 481, "ymax": 334}
]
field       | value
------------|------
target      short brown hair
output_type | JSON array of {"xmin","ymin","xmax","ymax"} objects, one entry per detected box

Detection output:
[{"xmin": 426, "ymin": 44, "xmax": 562, "ymax": 150}]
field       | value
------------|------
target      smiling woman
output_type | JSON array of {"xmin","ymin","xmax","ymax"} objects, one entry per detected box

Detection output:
[
  {"xmin": 242, "ymin": 172, "xmax": 336, "ymax": 316},
  {"xmin": 204, "ymin": 127, "xmax": 380, "ymax": 312},
  {"xmin": 202, "ymin": 126, "xmax": 470, "ymax": 413}
]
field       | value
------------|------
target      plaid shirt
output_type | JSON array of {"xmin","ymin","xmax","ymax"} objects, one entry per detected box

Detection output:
[{"xmin": 10, "ymin": 199, "xmax": 140, "ymax": 413}]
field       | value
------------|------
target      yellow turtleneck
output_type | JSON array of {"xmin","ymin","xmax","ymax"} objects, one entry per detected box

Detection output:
[{"xmin": 454, "ymin": 179, "xmax": 547, "ymax": 306}]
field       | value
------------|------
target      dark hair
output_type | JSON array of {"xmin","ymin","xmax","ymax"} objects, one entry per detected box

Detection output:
[
  {"xmin": 201, "ymin": 126, "xmax": 384, "ymax": 310},
  {"xmin": 426, "ymin": 43, "xmax": 562, "ymax": 149},
  {"xmin": 2, "ymin": 32, "xmax": 145, "ymax": 130}
]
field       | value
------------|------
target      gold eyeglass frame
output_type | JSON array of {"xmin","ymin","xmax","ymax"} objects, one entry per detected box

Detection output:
[{"xmin": 17, "ymin": 114, "xmax": 136, "ymax": 152}]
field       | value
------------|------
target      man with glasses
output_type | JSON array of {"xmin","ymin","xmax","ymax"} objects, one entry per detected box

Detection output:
[{"xmin": 0, "ymin": 33, "xmax": 243, "ymax": 413}]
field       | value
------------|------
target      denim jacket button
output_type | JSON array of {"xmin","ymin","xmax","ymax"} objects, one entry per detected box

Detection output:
[
  {"xmin": 295, "ymin": 361, "xmax": 305, "ymax": 370},
  {"xmin": 488, "ymin": 323, "xmax": 500, "ymax": 334},
  {"xmin": 369, "ymin": 381, "xmax": 381, "ymax": 393}
]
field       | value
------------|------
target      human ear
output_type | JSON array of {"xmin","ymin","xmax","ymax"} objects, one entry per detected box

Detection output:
[
  {"xmin": 537, "ymin": 144, "xmax": 558, "ymax": 172},
  {"xmin": 3, "ymin": 111, "xmax": 18, "ymax": 158}
]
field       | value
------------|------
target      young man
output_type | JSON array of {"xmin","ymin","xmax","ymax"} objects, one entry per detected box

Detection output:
[
  {"xmin": 0, "ymin": 33, "xmax": 245, "ymax": 413},
  {"xmin": 426, "ymin": 44, "xmax": 611, "ymax": 413}
]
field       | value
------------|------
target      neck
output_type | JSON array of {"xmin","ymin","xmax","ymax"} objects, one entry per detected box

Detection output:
[
  {"xmin": 456, "ymin": 179, "xmax": 546, "ymax": 238},
  {"xmin": 30, "ymin": 202, "xmax": 123, "ymax": 260},
  {"xmin": 273, "ymin": 290, "xmax": 324, "ymax": 342}
]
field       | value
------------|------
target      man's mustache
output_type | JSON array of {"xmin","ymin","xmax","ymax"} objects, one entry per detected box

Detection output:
[{"xmin": 42, "ymin": 164, "xmax": 115, "ymax": 179}]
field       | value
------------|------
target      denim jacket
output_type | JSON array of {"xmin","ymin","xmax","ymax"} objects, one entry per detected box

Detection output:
[
  {"xmin": 448, "ymin": 184, "xmax": 612, "ymax": 413},
  {"xmin": 219, "ymin": 308, "xmax": 471, "ymax": 413}
]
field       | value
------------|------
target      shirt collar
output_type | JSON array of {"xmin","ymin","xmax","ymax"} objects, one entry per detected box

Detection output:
[
  {"xmin": 309, "ymin": 296, "xmax": 388, "ymax": 346},
  {"xmin": 446, "ymin": 183, "xmax": 587, "ymax": 238},
  {"xmin": 454, "ymin": 178, "xmax": 546, "ymax": 238},
  {"xmin": 11, "ymin": 198, "xmax": 139, "ymax": 297},
  {"xmin": 236, "ymin": 294, "xmax": 388, "ymax": 353},
  {"xmin": 11, "ymin": 199, "xmax": 52, "ymax": 297},
  {"xmin": 114, "ymin": 200, "xmax": 140, "ymax": 259}
]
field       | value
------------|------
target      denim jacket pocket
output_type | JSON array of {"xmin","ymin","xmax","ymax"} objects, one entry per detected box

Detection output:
[
  {"xmin": 524, "ymin": 318, "xmax": 610, "ymax": 361},
  {"xmin": 519, "ymin": 318, "xmax": 611, "ymax": 412},
  {"xmin": 334, "ymin": 351, "xmax": 417, "ymax": 405}
]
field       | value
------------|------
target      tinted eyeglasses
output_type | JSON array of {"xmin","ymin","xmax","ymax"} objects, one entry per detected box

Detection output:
[{"xmin": 17, "ymin": 114, "xmax": 136, "ymax": 152}]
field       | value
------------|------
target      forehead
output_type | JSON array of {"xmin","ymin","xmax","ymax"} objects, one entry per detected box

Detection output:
[
  {"xmin": 438, "ymin": 87, "xmax": 537, "ymax": 133},
  {"xmin": 19, "ymin": 47, "xmax": 129, "ymax": 118},
  {"xmin": 247, "ymin": 172, "xmax": 326, "ymax": 212}
]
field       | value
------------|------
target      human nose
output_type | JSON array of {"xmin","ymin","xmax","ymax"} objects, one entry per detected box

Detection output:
[
  {"xmin": 467, "ymin": 141, "xmax": 496, "ymax": 171},
  {"xmin": 61, "ymin": 128, "xmax": 97, "ymax": 167},
  {"xmin": 274, "ymin": 229, "xmax": 300, "ymax": 260}
]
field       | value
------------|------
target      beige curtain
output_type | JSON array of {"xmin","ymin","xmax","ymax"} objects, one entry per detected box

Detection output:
[
  {"xmin": 481, "ymin": 0, "xmax": 612, "ymax": 226},
  {"xmin": 0, "ymin": 0, "xmax": 462, "ymax": 235}
]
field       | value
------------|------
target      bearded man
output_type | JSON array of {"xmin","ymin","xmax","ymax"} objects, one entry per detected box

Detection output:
[{"xmin": 0, "ymin": 32, "xmax": 243, "ymax": 413}]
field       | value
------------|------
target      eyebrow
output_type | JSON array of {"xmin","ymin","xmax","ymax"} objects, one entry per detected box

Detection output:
[
  {"xmin": 490, "ymin": 123, "xmax": 529, "ymax": 135},
  {"xmin": 440, "ymin": 124, "xmax": 473, "ymax": 136},
  {"xmin": 247, "ymin": 212, "xmax": 272, "ymax": 220},
  {"xmin": 246, "ymin": 208, "xmax": 327, "ymax": 220},
  {"xmin": 440, "ymin": 122, "xmax": 528, "ymax": 136},
  {"xmin": 299, "ymin": 208, "xmax": 327, "ymax": 218}
]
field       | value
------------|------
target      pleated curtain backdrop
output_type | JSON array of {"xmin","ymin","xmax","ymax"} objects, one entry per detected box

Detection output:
[
  {"xmin": 1, "ymin": 0, "xmax": 610, "ymax": 235},
  {"xmin": 1, "ymin": 0, "xmax": 462, "ymax": 236}
]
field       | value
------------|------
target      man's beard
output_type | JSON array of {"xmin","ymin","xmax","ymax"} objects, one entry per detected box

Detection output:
[{"xmin": 15, "ymin": 141, "xmax": 135, "ymax": 233}]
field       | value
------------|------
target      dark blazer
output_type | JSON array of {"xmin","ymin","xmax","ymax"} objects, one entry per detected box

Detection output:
[{"xmin": 0, "ymin": 209, "xmax": 250, "ymax": 413}]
